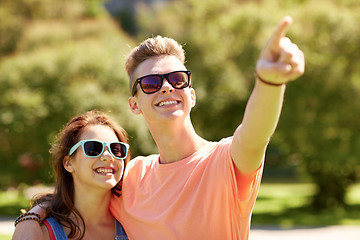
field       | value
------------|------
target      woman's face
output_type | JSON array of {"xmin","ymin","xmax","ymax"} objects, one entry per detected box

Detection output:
[{"xmin": 64, "ymin": 125, "xmax": 125, "ymax": 193}]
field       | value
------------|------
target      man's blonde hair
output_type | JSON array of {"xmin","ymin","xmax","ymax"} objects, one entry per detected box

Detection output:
[{"xmin": 125, "ymin": 35, "xmax": 185, "ymax": 90}]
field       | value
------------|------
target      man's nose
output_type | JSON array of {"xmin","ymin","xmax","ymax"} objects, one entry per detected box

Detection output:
[{"xmin": 160, "ymin": 78, "xmax": 175, "ymax": 93}]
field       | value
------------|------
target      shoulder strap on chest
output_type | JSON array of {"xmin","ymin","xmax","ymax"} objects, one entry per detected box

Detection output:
[
  {"xmin": 115, "ymin": 219, "xmax": 128, "ymax": 240},
  {"xmin": 43, "ymin": 217, "xmax": 68, "ymax": 240}
]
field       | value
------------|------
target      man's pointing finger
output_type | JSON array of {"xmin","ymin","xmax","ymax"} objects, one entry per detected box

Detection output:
[{"xmin": 268, "ymin": 16, "xmax": 293, "ymax": 47}]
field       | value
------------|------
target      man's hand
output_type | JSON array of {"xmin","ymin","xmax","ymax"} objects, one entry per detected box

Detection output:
[{"xmin": 256, "ymin": 16, "xmax": 305, "ymax": 85}]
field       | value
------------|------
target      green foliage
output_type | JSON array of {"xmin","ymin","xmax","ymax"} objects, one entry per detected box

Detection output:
[
  {"xmin": 134, "ymin": 0, "xmax": 360, "ymax": 208},
  {"xmin": 272, "ymin": 1, "xmax": 360, "ymax": 208},
  {"xmin": 0, "ymin": 0, "xmax": 156, "ymax": 188},
  {"xmin": 0, "ymin": 0, "xmax": 96, "ymax": 57},
  {"xmin": 0, "ymin": 3, "xmax": 23, "ymax": 56}
]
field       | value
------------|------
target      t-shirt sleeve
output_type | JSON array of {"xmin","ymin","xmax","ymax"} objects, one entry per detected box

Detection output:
[
  {"xmin": 234, "ymin": 161, "xmax": 263, "ymax": 202},
  {"xmin": 219, "ymin": 137, "xmax": 264, "ymax": 203}
]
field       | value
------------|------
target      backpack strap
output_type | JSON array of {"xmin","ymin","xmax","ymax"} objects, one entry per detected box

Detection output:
[
  {"xmin": 115, "ymin": 219, "xmax": 128, "ymax": 240},
  {"xmin": 43, "ymin": 219, "xmax": 56, "ymax": 240},
  {"xmin": 42, "ymin": 217, "xmax": 68, "ymax": 240}
]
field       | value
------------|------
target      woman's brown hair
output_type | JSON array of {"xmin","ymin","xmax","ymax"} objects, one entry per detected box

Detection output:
[{"xmin": 33, "ymin": 110, "xmax": 129, "ymax": 239}]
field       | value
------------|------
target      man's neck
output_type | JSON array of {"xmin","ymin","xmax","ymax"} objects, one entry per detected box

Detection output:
[{"xmin": 148, "ymin": 118, "xmax": 208, "ymax": 164}]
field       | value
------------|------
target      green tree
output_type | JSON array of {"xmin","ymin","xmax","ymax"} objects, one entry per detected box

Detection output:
[
  {"xmin": 0, "ymin": 0, "xmax": 156, "ymax": 188},
  {"xmin": 275, "ymin": 0, "xmax": 360, "ymax": 208},
  {"xmin": 133, "ymin": 0, "xmax": 360, "ymax": 208}
]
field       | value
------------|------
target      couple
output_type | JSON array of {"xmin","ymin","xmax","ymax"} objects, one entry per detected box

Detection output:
[{"xmin": 13, "ymin": 16, "xmax": 304, "ymax": 240}]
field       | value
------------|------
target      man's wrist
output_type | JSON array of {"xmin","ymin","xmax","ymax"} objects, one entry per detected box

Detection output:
[{"xmin": 255, "ymin": 72, "xmax": 285, "ymax": 87}]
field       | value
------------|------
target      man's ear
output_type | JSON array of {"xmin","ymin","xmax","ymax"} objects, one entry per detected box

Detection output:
[
  {"xmin": 190, "ymin": 88, "xmax": 196, "ymax": 108},
  {"xmin": 128, "ymin": 96, "xmax": 142, "ymax": 115},
  {"xmin": 63, "ymin": 156, "xmax": 74, "ymax": 173}
]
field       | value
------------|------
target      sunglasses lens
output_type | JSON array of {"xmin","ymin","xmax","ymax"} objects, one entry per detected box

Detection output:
[
  {"xmin": 136, "ymin": 71, "xmax": 190, "ymax": 95},
  {"xmin": 140, "ymin": 76, "xmax": 162, "ymax": 93},
  {"xmin": 83, "ymin": 141, "xmax": 103, "ymax": 157},
  {"xmin": 168, "ymin": 72, "xmax": 189, "ymax": 88},
  {"xmin": 110, "ymin": 143, "xmax": 127, "ymax": 159}
]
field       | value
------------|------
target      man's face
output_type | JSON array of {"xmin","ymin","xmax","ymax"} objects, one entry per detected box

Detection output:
[{"xmin": 128, "ymin": 55, "xmax": 196, "ymax": 124}]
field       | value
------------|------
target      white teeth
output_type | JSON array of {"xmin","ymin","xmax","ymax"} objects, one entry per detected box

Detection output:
[
  {"xmin": 95, "ymin": 168, "xmax": 114, "ymax": 174},
  {"xmin": 158, "ymin": 100, "xmax": 178, "ymax": 106}
]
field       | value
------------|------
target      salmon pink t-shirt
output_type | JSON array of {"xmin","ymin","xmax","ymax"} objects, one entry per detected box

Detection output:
[{"xmin": 110, "ymin": 137, "xmax": 263, "ymax": 240}]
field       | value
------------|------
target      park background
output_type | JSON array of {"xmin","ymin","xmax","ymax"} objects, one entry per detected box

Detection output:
[{"xmin": 0, "ymin": 0, "xmax": 359, "ymax": 238}]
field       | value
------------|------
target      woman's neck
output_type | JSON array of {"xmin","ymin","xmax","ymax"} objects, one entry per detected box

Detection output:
[
  {"xmin": 73, "ymin": 188, "xmax": 113, "ymax": 225},
  {"xmin": 64, "ymin": 189, "xmax": 115, "ymax": 240}
]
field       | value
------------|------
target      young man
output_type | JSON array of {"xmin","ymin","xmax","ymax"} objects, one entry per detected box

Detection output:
[
  {"xmin": 109, "ymin": 16, "xmax": 304, "ymax": 239},
  {"xmin": 13, "ymin": 16, "xmax": 304, "ymax": 239}
]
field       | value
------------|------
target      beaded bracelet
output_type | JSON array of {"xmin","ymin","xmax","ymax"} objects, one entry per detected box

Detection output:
[
  {"xmin": 14, "ymin": 216, "xmax": 42, "ymax": 227},
  {"xmin": 255, "ymin": 72, "xmax": 285, "ymax": 86},
  {"xmin": 15, "ymin": 212, "xmax": 41, "ymax": 222},
  {"xmin": 14, "ymin": 212, "xmax": 42, "ymax": 227}
]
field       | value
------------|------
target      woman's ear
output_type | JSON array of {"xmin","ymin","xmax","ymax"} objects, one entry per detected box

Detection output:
[
  {"xmin": 128, "ymin": 96, "xmax": 142, "ymax": 115},
  {"xmin": 63, "ymin": 156, "xmax": 74, "ymax": 173}
]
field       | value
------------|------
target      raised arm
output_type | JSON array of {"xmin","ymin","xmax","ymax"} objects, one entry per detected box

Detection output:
[{"xmin": 231, "ymin": 16, "xmax": 305, "ymax": 174}]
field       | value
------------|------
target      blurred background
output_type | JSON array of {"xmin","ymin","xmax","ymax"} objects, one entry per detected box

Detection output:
[{"xmin": 0, "ymin": 0, "xmax": 359, "ymax": 235}]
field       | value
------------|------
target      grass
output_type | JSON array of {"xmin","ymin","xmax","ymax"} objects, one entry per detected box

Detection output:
[
  {"xmin": 0, "ymin": 188, "xmax": 29, "ymax": 217},
  {"xmin": 252, "ymin": 183, "xmax": 360, "ymax": 228},
  {"xmin": 0, "ymin": 234, "xmax": 11, "ymax": 240},
  {"xmin": 0, "ymin": 184, "xmax": 54, "ymax": 217},
  {"xmin": 0, "ymin": 183, "xmax": 359, "ymax": 239}
]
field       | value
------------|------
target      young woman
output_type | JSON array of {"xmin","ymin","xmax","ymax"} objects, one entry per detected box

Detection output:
[{"xmin": 13, "ymin": 110, "xmax": 129, "ymax": 240}]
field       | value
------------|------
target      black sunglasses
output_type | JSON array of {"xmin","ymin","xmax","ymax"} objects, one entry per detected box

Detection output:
[
  {"xmin": 68, "ymin": 140, "xmax": 129, "ymax": 160},
  {"xmin": 131, "ymin": 70, "xmax": 191, "ymax": 96}
]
